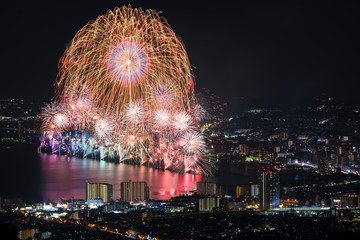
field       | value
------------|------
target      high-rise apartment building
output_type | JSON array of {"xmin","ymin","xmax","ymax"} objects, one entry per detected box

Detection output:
[
  {"xmin": 199, "ymin": 197, "xmax": 219, "ymax": 211},
  {"xmin": 251, "ymin": 184, "xmax": 259, "ymax": 197},
  {"xmin": 86, "ymin": 182, "xmax": 113, "ymax": 203},
  {"xmin": 258, "ymin": 168, "xmax": 280, "ymax": 209},
  {"xmin": 120, "ymin": 180, "xmax": 149, "ymax": 202},
  {"xmin": 197, "ymin": 181, "xmax": 218, "ymax": 196}
]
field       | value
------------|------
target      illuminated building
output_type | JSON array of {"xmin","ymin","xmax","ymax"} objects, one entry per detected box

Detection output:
[
  {"xmin": 298, "ymin": 135, "xmax": 308, "ymax": 140},
  {"xmin": 280, "ymin": 132, "xmax": 288, "ymax": 140},
  {"xmin": 18, "ymin": 229, "xmax": 39, "ymax": 240},
  {"xmin": 120, "ymin": 180, "xmax": 149, "ymax": 202},
  {"xmin": 103, "ymin": 202, "xmax": 130, "ymax": 212},
  {"xmin": 197, "ymin": 181, "xmax": 217, "ymax": 196},
  {"xmin": 86, "ymin": 182, "xmax": 113, "ymax": 203},
  {"xmin": 258, "ymin": 168, "xmax": 280, "ymax": 210},
  {"xmin": 280, "ymin": 198, "xmax": 299, "ymax": 207},
  {"xmin": 236, "ymin": 186, "xmax": 242, "ymax": 198},
  {"xmin": 331, "ymin": 198, "xmax": 341, "ymax": 209},
  {"xmin": 251, "ymin": 184, "xmax": 259, "ymax": 197},
  {"xmin": 318, "ymin": 160, "xmax": 331, "ymax": 175},
  {"xmin": 69, "ymin": 211, "xmax": 83, "ymax": 220},
  {"xmin": 239, "ymin": 144, "xmax": 249, "ymax": 155},
  {"xmin": 235, "ymin": 185, "xmax": 250, "ymax": 198},
  {"xmin": 339, "ymin": 193, "xmax": 360, "ymax": 209},
  {"xmin": 338, "ymin": 147, "xmax": 342, "ymax": 154},
  {"xmin": 199, "ymin": 197, "xmax": 219, "ymax": 211}
]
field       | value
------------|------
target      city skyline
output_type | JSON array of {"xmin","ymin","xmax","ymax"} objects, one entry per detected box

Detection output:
[{"xmin": 1, "ymin": 2, "xmax": 360, "ymax": 239}]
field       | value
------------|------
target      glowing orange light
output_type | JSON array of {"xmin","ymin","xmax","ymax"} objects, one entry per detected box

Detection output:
[{"xmin": 55, "ymin": 5, "xmax": 195, "ymax": 115}]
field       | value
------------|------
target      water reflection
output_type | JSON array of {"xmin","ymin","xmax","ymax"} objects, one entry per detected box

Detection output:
[
  {"xmin": 40, "ymin": 153, "xmax": 203, "ymax": 201},
  {"xmin": 0, "ymin": 144, "xmax": 258, "ymax": 203}
]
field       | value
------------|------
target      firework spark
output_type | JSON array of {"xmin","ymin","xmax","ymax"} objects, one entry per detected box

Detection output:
[
  {"xmin": 107, "ymin": 41, "xmax": 149, "ymax": 85},
  {"xmin": 95, "ymin": 119, "xmax": 113, "ymax": 138},
  {"xmin": 124, "ymin": 101, "xmax": 144, "ymax": 125},
  {"xmin": 179, "ymin": 131, "xmax": 206, "ymax": 154},
  {"xmin": 56, "ymin": 6, "xmax": 195, "ymax": 115},
  {"xmin": 172, "ymin": 112, "xmax": 192, "ymax": 132},
  {"xmin": 153, "ymin": 109, "xmax": 171, "ymax": 129},
  {"xmin": 39, "ymin": 5, "xmax": 216, "ymax": 175},
  {"xmin": 53, "ymin": 113, "xmax": 69, "ymax": 130}
]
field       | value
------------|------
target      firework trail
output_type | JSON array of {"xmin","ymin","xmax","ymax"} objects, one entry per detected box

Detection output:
[
  {"xmin": 56, "ymin": 6, "xmax": 195, "ymax": 115},
  {"xmin": 39, "ymin": 5, "xmax": 216, "ymax": 175}
]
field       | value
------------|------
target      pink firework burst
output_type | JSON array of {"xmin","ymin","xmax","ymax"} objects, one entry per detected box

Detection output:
[
  {"xmin": 53, "ymin": 113, "xmax": 69, "ymax": 130},
  {"xmin": 153, "ymin": 109, "xmax": 171, "ymax": 129},
  {"xmin": 191, "ymin": 103, "xmax": 207, "ymax": 122},
  {"xmin": 178, "ymin": 131, "xmax": 206, "ymax": 154},
  {"xmin": 40, "ymin": 103, "xmax": 60, "ymax": 129},
  {"xmin": 172, "ymin": 112, "xmax": 192, "ymax": 132},
  {"xmin": 151, "ymin": 84, "xmax": 176, "ymax": 106},
  {"xmin": 107, "ymin": 41, "xmax": 149, "ymax": 85},
  {"xmin": 95, "ymin": 119, "xmax": 113, "ymax": 138},
  {"xmin": 124, "ymin": 101, "xmax": 144, "ymax": 124}
]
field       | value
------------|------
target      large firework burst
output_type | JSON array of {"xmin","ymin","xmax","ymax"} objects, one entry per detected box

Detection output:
[
  {"xmin": 56, "ymin": 6, "xmax": 195, "ymax": 115},
  {"xmin": 40, "ymin": 5, "xmax": 217, "ymax": 175}
]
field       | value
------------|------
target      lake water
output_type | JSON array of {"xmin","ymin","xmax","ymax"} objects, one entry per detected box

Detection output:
[{"xmin": 0, "ymin": 143, "xmax": 256, "ymax": 202}]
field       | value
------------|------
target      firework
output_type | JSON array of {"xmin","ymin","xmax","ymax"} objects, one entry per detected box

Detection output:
[
  {"xmin": 172, "ymin": 112, "xmax": 192, "ymax": 132},
  {"xmin": 191, "ymin": 104, "xmax": 208, "ymax": 122},
  {"xmin": 124, "ymin": 101, "xmax": 145, "ymax": 125},
  {"xmin": 40, "ymin": 103, "xmax": 60, "ymax": 131},
  {"xmin": 53, "ymin": 113, "xmax": 69, "ymax": 130},
  {"xmin": 150, "ymin": 83, "xmax": 177, "ymax": 109},
  {"xmin": 95, "ymin": 119, "xmax": 114, "ymax": 138},
  {"xmin": 40, "ymin": 5, "xmax": 216, "ymax": 175},
  {"xmin": 56, "ymin": 6, "xmax": 195, "ymax": 115},
  {"xmin": 107, "ymin": 41, "xmax": 149, "ymax": 84},
  {"xmin": 179, "ymin": 131, "xmax": 206, "ymax": 154},
  {"xmin": 152, "ymin": 109, "xmax": 171, "ymax": 129}
]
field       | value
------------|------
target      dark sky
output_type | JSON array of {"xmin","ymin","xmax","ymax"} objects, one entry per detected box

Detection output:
[{"xmin": 1, "ymin": 1, "xmax": 359, "ymax": 107}]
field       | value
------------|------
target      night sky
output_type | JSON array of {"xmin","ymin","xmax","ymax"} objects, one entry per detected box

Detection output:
[{"xmin": 1, "ymin": 1, "xmax": 359, "ymax": 108}]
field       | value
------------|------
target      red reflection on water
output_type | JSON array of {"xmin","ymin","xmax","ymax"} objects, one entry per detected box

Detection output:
[{"xmin": 40, "ymin": 154, "xmax": 203, "ymax": 201}]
